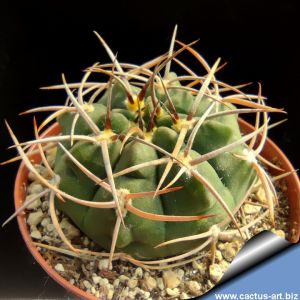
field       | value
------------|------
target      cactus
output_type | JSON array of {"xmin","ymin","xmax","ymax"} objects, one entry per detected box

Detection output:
[{"xmin": 3, "ymin": 27, "xmax": 287, "ymax": 270}]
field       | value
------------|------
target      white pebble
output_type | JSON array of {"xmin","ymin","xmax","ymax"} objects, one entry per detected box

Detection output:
[
  {"xmin": 219, "ymin": 260, "xmax": 230, "ymax": 272},
  {"xmin": 217, "ymin": 243, "xmax": 225, "ymax": 251},
  {"xmin": 256, "ymin": 187, "xmax": 267, "ymax": 203},
  {"xmin": 41, "ymin": 217, "xmax": 51, "ymax": 227},
  {"xmin": 60, "ymin": 218, "xmax": 80, "ymax": 239},
  {"xmin": 222, "ymin": 241, "xmax": 240, "ymax": 262},
  {"xmin": 46, "ymin": 224, "xmax": 55, "ymax": 232},
  {"xmin": 107, "ymin": 289, "xmax": 114, "ymax": 300},
  {"xmin": 24, "ymin": 194, "xmax": 42, "ymax": 210},
  {"xmin": 143, "ymin": 275, "xmax": 157, "ymax": 291},
  {"xmin": 163, "ymin": 270, "xmax": 180, "ymax": 289},
  {"xmin": 215, "ymin": 250, "xmax": 223, "ymax": 261},
  {"xmin": 209, "ymin": 264, "xmax": 223, "ymax": 282},
  {"xmin": 134, "ymin": 267, "xmax": 143, "ymax": 278},
  {"xmin": 157, "ymin": 277, "xmax": 164, "ymax": 290},
  {"xmin": 83, "ymin": 237, "xmax": 90, "ymax": 246},
  {"xmin": 113, "ymin": 278, "xmax": 120, "ymax": 287},
  {"xmin": 128, "ymin": 277, "xmax": 138, "ymax": 289},
  {"xmin": 128, "ymin": 290, "xmax": 137, "ymax": 298},
  {"xmin": 98, "ymin": 259, "xmax": 109, "ymax": 270},
  {"xmin": 101, "ymin": 278, "xmax": 109, "ymax": 286},
  {"xmin": 27, "ymin": 210, "xmax": 43, "ymax": 226},
  {"xmin": 91, "ymin": 286, "xmax": 96, "ymax": 295},
  {"xmin": 30, "ymin": 230, "xmax": 41, "ymax": 239},
  {"xmin": 92, "ymin": 276, "xmax": 102, "ymax": 285},
  {"xmin": 187, "ymin": 280, "xmax": 201, "ymax": 296},
  {"xmin": 28, "ymin": 183, "xmax": 44, "ymax": 194},
  {"xmin": 119, "ymin": 275, "xmax": 129, "ymax": 283},
  {"xmin": 120, "ymin": 287, "xmax": 129, "ymax": 298},
  {"xmin": 166, "ymin": 288, "xmax": 180, "ymax": 297},
  {"xmin": 180, "ymin": 292, "xmax": 190, "ymax": 299},
  {"xmin": 192, "ymin": 261, "xmax": 206, "ymax": 275},
  {"xmin": 41, "ymin": 201, "xmax": 49, "ymax": 211},
  {"xmin": 69, "ymin": 279, "xmax": 75, "ymax": 285},
  {"xmin": 54, "ymin": 263, "xmax": 65, "ymax": 272},
  {"xmin": 83, "ymin": 280, "xmax": 92, "ymax": 290},
  {"xmin": 244, "ymin": 203, "xmax": 261, "ymax": 214},
  {"xmin": 28, "ymin": 165, "xmax": 46, "ymax": 181},
  {"xmin": 176, "ymin": 268, "xmax": 185, "ymax": 280}
]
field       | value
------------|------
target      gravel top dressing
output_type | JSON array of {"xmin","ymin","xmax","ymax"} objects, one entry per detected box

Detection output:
[{"xmin": 23, "ymin": 145, "xmax": 289, "ymax": 300}]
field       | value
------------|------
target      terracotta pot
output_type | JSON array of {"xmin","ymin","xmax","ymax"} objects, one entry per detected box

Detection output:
[{"xmin": 14, "ymin": 120, "xmax": 300, "ymax": 299}]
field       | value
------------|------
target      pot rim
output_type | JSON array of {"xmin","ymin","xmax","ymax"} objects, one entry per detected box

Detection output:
[{"xmin": 14, "ymin": 120, "xmax": 300, "ymax": 299}]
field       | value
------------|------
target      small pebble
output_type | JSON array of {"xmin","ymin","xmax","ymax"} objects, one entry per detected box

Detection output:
[
  {"xmin": 143, "ymin": 275, "xmax": 157, "ymax": 291},
  {"xmin": 54, "ymin": 263, "xmax": 65, "ymax": 272},
  {"xmin": 28, "ymin": 165, "xmax": 46, "ymax": 181},
  {"xmin": 113, "ymin": 278, "xmax": 120, "ymax": 287},
  {"xmin": 218, "ymin": 260, "xmax": 230, "ymax": 272},
  {"xmin": 30, "ymin": 230, "xmax": 41, "ymax": 239},
  {"xmin": 163, "ymin": 270, "xmax": 180, "ymax": 289},
  {"xmin": 128, "ymin": 277, "xmax": 138, "ymax": 289},
  {"xmin": 157, "ymin": 277, "xmax": 164, "ymax": 290},
  {"xmin": 41, "ymin": 201, "xmax": 49, "ymax": 211},
  {"xmin": 100, "ymin": 278, "xmax": 109, "ymax": 286},
  {"xmin": 90, "ymin": 286, "xmax": 96, "ymax": 295},
  {"xmin": 256, "ymin": 187, "xmax": 267, "ymax": 203},
  {"xmin": 180, "ymin": 292, "xmax": 190, "ymax": 299},
  {"xmin": 166, "ymin": 287, "xmax": 180, "ymax": 297},
  {"xmin": 222, "ymin": 244, "xmax": 236, "ymax": 261},
  {"xmin": 215, "ymin": 250, "xmax": 223, "ymax": 262},
  {"xmin": 98, "ymin": 259, "xmax": 109, "ymax": 270},
  {"xmin": 120, "ymin": 287, "xmax": 129, "ymax": 298},
  {"xmin": 244, "ymin": 203, "xmax": 261, "ymax": 214},
  {"xmin": 186, "ymin": 280, "xmax": 201, "ymax": 296},
  {"xmin": 119, "ymin": 275, "xmax": 129, "ymax": 283},
  {"xmin": 83, "ymin": 280, "xmax": 92, "ymax": 290},
  {"xmin": 92, "ymin": 276, "xmax": 102, "ymax": 285},
  {"xmin": 209, "ymin": 264, "xmax": 223, "ymax": 282},
  {"xmin": 128, "ymin": 290, "xmax": 137, "ymax": 298},
  {"xmin": 46, "ymin": 224, "xmax": 55, "ymax": 233},
  {"xmin": 107, "ymin": 289, "xmax": 114, "ymax": 300},
  {"xmin": 83, "ymin": 237, "xmax": 90, "ymax": 246},
  {"xmin": 222, "ymin": 241, "xmax": 241, "ymax": 262},
  {"xmin": 134, "ymin": 267, "xmax": 143, "ymax": 278},
  {"xmin": 176, "ymin": 268, "xmax": 185, "ymax": 280},
  {"xmin": 192, "ymin": 261, "xmax": 206, "ymax": 275},
  {"xmin": 27, "ymin": 183, "xmax": 44, "ymax": 194},
  {"xmin": 217, "ymin": 243, "xmax": 225, "ymax": 251},
  {"xmin": 27, "ymin": 210, "xmax": 43, "ymax": 226},
  {"xmin": 271, "ymin": 229, "xmax": 285, "ymax": 239},
  {"xmin": 60, "ymin": 218, "xmax": 80, "ymax": 239},
  {"xmin": 24, "ymin": 194, "xmax": 42, "ymax": 210},
  {"xmin": 41, "ymin": 217, "xmax": 51, "ymax": 227}
]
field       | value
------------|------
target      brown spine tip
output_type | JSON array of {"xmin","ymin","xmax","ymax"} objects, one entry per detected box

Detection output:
[
  {"xmin": 105, "ymin": 117, "xmax": 112, "ymax": 130},
  {"xmin": 127, "ymin": 93, "xmax": 134, "ymax": 105},
  {"xmin": 138, "ymin": 81, "xmax": 149, "ymax": 102},
  {"xmin": 186, "ymin": 112, "xmax": 193, "ymax": 121}
]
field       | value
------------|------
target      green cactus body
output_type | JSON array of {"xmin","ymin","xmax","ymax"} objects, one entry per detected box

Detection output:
[{"xmin": 54, "ymin": 76, "xmax": 256, "ymax": 260}]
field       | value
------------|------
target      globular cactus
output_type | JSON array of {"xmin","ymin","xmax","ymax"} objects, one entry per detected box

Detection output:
[{"xmin": 3, "ymin": 27, "xmax": 286, "ymax": 270}]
